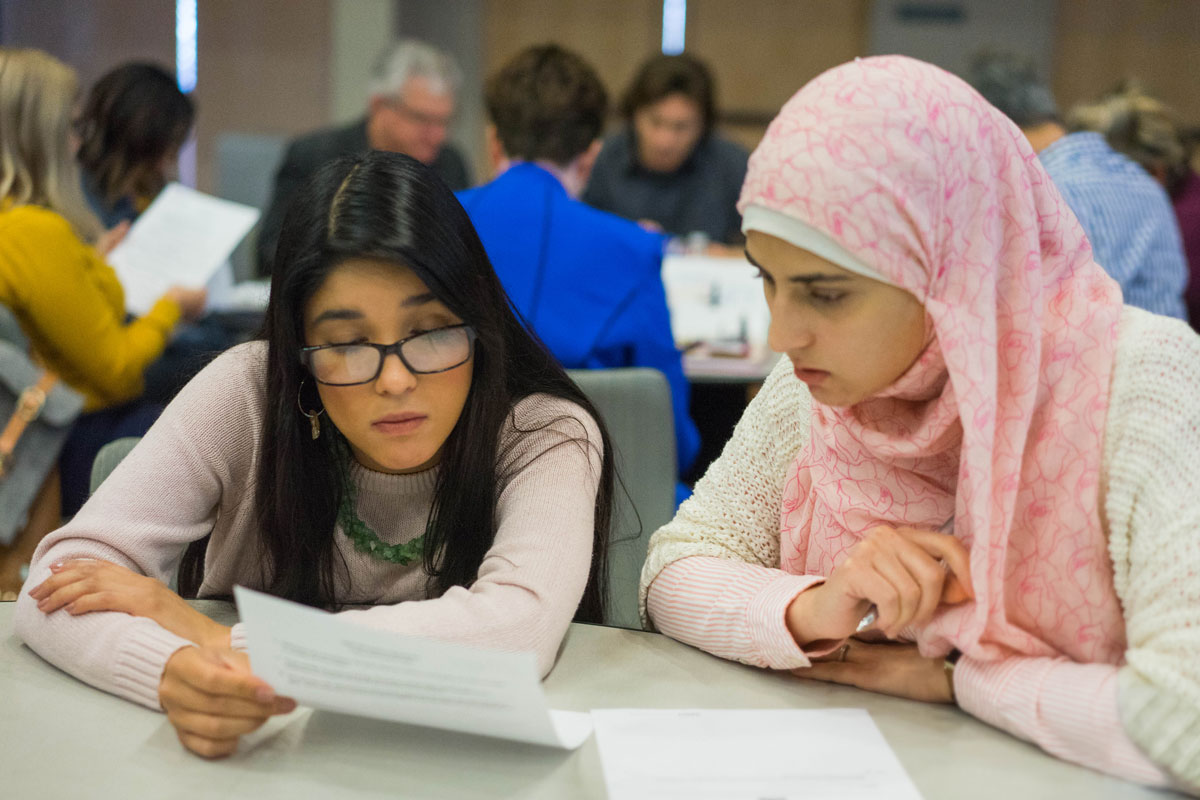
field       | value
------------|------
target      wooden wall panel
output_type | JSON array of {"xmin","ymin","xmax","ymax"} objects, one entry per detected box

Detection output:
[
  {"xmin": 689, "ymin": 0, "xmax": 868, "ymax": 153},
  {"xmin": 1054, "ymin": 0, "xmax": 1200, "ymax": 125},
  {"xmin": 193, "ymin": 0, "xmax": 334, "ymax": 191},
  {"xmin": 0, "ymin": 0, "xmax": 174, "ymax": 90},
  {"xmin": 483, "ymin": 0, "xmax": 661, "ymax": 111},
  {"xmin": 482, "ymin": 0, "xmax": 867, "ymax": 157},
  {"xmin": 688, "ymin": 0, "xmax": 867, "ymax": 115}
]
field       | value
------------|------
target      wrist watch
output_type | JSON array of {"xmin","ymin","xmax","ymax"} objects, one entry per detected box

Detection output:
[{"xmin": 944, "ymin": 648, "xmax": 963, "ymax": 704}]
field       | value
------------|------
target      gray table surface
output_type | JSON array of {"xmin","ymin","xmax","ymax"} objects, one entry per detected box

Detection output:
[{"xmin": 0, "ymin": 601, "xmax": 1180, "ymax": 799}]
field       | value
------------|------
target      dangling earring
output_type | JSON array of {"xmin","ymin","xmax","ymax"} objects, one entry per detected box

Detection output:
[{"xmin": 297, "ymin": 379, "xmax": 325, "ymax": 440}]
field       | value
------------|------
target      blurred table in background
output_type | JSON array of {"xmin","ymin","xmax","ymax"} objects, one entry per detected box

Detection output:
[
  {"xmin": 663, "ymin": 254, "xmax": 779, "ymax": 481},
  {"xmin": 663, "ymin": 253, "xmax": 778, "ymax": 383}
]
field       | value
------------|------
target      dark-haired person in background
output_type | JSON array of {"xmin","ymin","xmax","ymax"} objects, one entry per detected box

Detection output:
[
  {"xmin": 76, "ymin": 61, "xmax": 249, "ymax": 405},
  {"xmin": 76, "ymin": 62, "xmax": 194, "ymax": 229},
  {"xmin": 583, "ymin": 53, "xmax": 748, "ymax": 246},
  {"xmin": 17, "ymin": 151, "xmax": 614, "ymax": 759},
  {"xmin": 969, "ymin": 52, "xmax": 1188, "ymax": 320},
  {"xmin": 458, "ymin": 44, "xmax": 700, "ymax": 504}
]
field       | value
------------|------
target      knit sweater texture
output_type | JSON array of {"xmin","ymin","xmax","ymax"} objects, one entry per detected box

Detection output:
[
  {"xmin": 15, "ymin": 341, "xmax": 603, "ymax": 709},
  {"xmin": 641, "ymin": 306, "xmax": 1200, "ymax": 792}
]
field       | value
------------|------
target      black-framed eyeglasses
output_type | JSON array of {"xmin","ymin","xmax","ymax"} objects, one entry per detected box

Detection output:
[{"xmin": 300, "ymin": 324, "xmax": 476, "ymax": 386}]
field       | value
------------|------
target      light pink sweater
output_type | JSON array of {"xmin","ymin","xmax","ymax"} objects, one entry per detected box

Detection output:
[{"xmin": 14, "ymin": 341, "xmax": 603, "ymax": 710}]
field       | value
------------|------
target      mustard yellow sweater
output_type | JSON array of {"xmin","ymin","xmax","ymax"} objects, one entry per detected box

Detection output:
[{"xmin": 0, "ymin": 204, "xmax": 180, "ymax": 411}]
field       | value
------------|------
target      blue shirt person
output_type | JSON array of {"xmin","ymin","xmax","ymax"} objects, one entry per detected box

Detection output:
[
  {"xmin": 967, "ymin": 53, "xmax": 1187, "ymax": 318},
  {"xmin": 459, "ymin": 163, "xmax": 700, "ymax": 489},
  {"xmin": 457, "ymin": 45, "xmax": 701, "ymax": 503},
  {"xmin": 1040, "ymin": 132, "xmax": 1187, "ymax": 319}
]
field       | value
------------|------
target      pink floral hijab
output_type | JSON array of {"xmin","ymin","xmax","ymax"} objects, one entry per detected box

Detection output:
[{"xmin": 741, "ymin": 56, "xmax": 1127, "ymax": 663}]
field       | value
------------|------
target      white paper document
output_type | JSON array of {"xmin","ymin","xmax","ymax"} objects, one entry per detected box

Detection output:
[
  {"xmin": 592, "ymin": 708, "xmax": 923, "ymax": 800},
  {"xmin": 107, "ymin": 183, "xmax": 259, "ymax": 315},
  {"xmin": 234, "ymin": 587, "xmax": 592, "ymax": 749}
]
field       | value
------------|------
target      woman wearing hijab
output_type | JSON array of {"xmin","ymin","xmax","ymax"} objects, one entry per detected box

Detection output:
[{"xmin": 639, "ymin": 56, "xmax": 1199, "ymax": 791}]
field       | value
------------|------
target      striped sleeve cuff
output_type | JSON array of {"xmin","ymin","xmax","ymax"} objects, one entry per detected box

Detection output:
[
  {"xmin": 110, "ymin": 619, "xmax": 196, "ymax": 711},
  {"xmin": 747, "ymin": 572, "xmax": 828, "ymax": 670},
  {"xmin": 956, "ymin": 655, "xmax": 1171, "ymax": 787},
  {"xmin": 953, "ymin": 655, "xmax": 1047, "ymax": 739},
  {"xmin": 647, "ymin": 556, "xmax": 830, "ymax": 670}
]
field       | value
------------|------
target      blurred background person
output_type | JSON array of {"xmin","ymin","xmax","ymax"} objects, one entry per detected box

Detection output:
[
  {"xmin": 969, "ymin": 52, "xmax": 1188, "ymax": 320},
  {"xmin": 256, "ymin": 38, "xmax": 470, "ymax": 275},
  {"xmin": 0, "ymin": 47, "xmax": 205, "ymax": 518},
  {"xmin": 1070, "ymin": 86, "xmax": 1200, "ymax": 329},
  {"xmin": 458, "ymin": 43, "xmax": 700, "ymax": 504},
  {"xmin": 583, "ymin": 53, "xmax": 747, "ymax": 247},
  {"xmin": 76, "ymin": 61, "xmax": 249, "ymax": 403},
  {"xmin": 76, "ymin": 62, "xmax": 194, "ymax": 229}
]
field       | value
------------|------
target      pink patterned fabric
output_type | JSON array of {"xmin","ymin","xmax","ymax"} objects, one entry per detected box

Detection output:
[{"xmin": 740, "ymin": 56, "xmax": 1127, "ymax": 663}]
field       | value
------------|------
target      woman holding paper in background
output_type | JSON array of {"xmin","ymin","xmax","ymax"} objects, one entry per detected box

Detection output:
[
  {"xmin": 0, "ymin": 48, "xmax": 206, "ymax": 517},
  {"xmin": 641, "ymin": 56, "xmax": 1200, "ymax": 792},
  {"xmin": 16, "ymin": 150, "xmax": 615, "ymax": 760},
  {"xmin": 76, "ymin": 61, "xmax": 252, "ymax": 406}
]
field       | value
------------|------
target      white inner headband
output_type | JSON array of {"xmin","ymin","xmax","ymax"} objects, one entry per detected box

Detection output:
[{"xmin": 742, "ymin": 204, "xmax": 894, "ymax": 286}]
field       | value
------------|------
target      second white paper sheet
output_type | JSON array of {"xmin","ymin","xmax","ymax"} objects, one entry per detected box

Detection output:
[
  {"xmin": 234, "ymin": 587, "xmax": 591, "ymax": 749},
  {"xmin": 107, "ymin": 183, "xmax": 259, "ymax": 315},
  {"xmin": 592, "ymin": 708, "xmax": 923, "ymax": 800}
]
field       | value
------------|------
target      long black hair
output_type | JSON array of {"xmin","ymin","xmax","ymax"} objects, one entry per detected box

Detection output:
[{"xmin": 182, "ymin": 151, "xmax": 613, "ymax": 623}]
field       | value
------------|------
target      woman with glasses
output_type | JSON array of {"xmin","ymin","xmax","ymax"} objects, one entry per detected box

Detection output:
[
  {"xmin": 16, "ymin": 150, "xmax": 615, "ymax": 759},
  {"xmin": 640, "ymin": 57, "xmax": 1199, "ymax": 790}
]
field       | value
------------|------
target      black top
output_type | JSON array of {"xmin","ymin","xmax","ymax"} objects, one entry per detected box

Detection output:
[
  {"xmin": 582, "ymin": 128, "xmax": 748, "ymax": 245},
  {"xmin": 255, "ymin": 118, "xmax": 471, "ymax": 276}
]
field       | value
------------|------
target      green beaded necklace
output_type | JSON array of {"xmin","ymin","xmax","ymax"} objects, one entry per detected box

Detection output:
[{"xmin": 337, "ymin": 466, "xmax": 426, "ymax": 566}]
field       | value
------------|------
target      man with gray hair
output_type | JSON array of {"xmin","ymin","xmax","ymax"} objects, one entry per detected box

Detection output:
[
  {"xmin": 969, "ymin": 52, "xmax": 1187, "ymax": 320},
  {"xmin": 257, "ymin": 39, "xmax": 471, "ymax": 275}
]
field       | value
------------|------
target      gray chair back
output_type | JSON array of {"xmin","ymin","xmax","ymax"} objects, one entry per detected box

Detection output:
[
  {"xmin": 567, "ymin": 368, "xmax": 676, "ymax": 630},
  {"xmin": 89, "ymin": 437, "xmax": 142, "ymax": 497},
  {"xmin": 0, "ymin": 306, "xmax": 27, "ymax": 349},
  {"xmin": 214, "ymin": 132, "xmax": 288, "ymax": 282},
  {"xmin": 90, "ymin": 436, "xmax": 178, "ymax": 588}
]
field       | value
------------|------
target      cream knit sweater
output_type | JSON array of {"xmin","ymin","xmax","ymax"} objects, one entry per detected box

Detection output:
[{"xmin": 641, "ymin": 306, "xmax": 1200, "ymax": 792}]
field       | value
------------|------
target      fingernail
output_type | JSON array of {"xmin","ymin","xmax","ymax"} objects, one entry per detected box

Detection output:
[
  {"xmin": 278, "ymin": 698, "xmax": 297, "ymax": 713},
  {"xmin": 255, "ymin": 686, "xmax": 276, "ymax": 704},
  {"xmin": 49, "ymin": 563, "xmax": 63, "ymax": 572},
  {"xmin": 65, "ymin": 603, "xmax": 76, "ymax": 614}
]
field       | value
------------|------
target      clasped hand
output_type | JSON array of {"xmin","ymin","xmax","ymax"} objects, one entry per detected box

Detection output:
[
  {"xmin": 785, "ymin": 524, "xmax": 974, "ymax": 703},
  {"xmin": 29, "ymin": 559, "xmax": 295, "ymax": 757}
]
